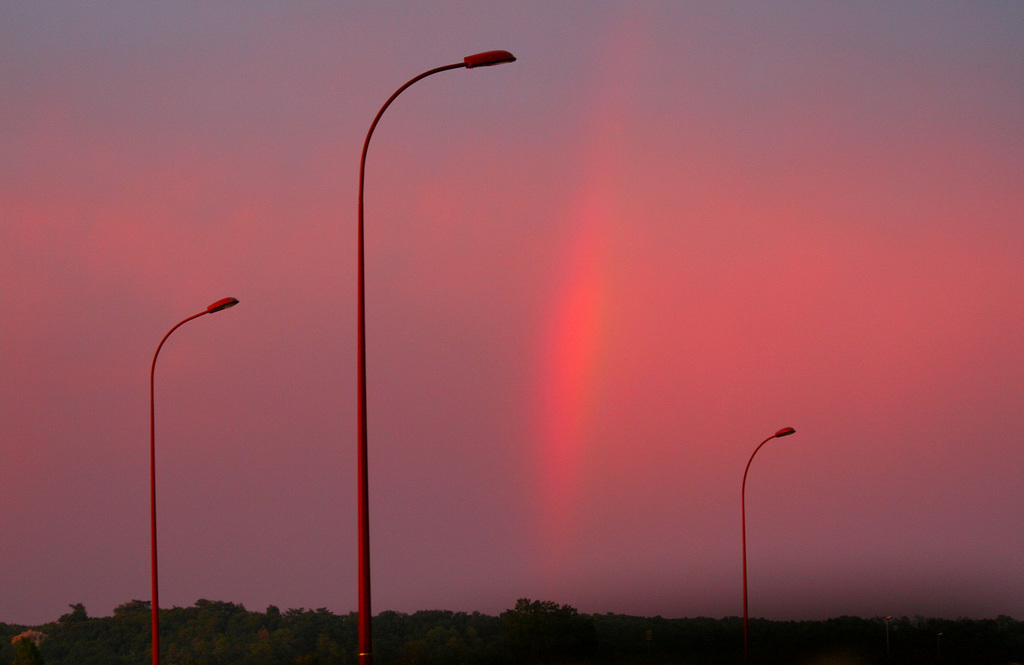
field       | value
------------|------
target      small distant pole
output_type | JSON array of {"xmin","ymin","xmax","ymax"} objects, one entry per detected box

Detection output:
[{"xmin": 742, "ymin": 427, "xmax": 797, "ymax": 659}]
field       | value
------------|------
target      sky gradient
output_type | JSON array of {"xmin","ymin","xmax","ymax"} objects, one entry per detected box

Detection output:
[{"xmin": 2, "ymin": 2, "xmax": 1023, "ymax": 626}]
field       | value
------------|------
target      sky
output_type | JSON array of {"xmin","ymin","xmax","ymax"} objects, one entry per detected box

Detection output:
[{"xmin": 2, "ymin": 2, "xmax": 1023, "ymax": 627}]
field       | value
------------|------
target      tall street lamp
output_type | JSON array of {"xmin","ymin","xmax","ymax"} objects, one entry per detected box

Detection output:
[
  {"xmin": 356, "ymin": 50, "xmax": 516, "ymax": 665},
  {"xmin": 741, "ymin": 426, "xmax": 796, "ymax": 660},
  {"xmin": 150, "ymin": 297, "xmax": 239, "ymax": 665}
]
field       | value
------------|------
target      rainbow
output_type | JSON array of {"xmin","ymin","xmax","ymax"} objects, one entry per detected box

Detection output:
[{"xmin": 531, "ymin": 14, "xmax": 645, "ymax": 563}]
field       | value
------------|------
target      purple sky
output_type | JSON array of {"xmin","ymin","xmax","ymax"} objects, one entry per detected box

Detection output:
[{"xmin": 2, "ymin": 2, "xmax": 1023, "ymax": 626}]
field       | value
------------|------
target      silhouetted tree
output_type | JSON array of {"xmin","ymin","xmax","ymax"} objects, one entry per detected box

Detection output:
[
  {"xmin": 501, "ymin": 599, "xmax": 596, "ymax": 664},
  {"xmin": 57, "ymin": 605, "xmax": 86, "ymax": 624},
  {"xmin": 7, "ymin": 600, "xmax": 1022, "ymax": 665},
  {"xmin": 11, "ymin": 638, "xmax": 45, "ymax": 665}
]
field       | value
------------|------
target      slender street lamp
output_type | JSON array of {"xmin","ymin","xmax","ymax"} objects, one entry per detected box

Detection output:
[
  {"xmin": 355, "ymin": 50, "xmax": 516, "ymax": 665},
  {"xmin": 885, "ymin": 615, "xmax": 893, "ymax": 658},
  {"xmin": 741, "ymin": 426, "xmax": 796, "ymax": 660},
  {"xmin": 150, "ymin": 297, "xmax": 239, "ymax": 665}
]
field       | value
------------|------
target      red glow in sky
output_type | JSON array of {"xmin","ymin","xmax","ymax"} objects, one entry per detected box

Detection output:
[{"xmin": 2, "ymin": 3, "xmax": 1023, "ymax": 626}]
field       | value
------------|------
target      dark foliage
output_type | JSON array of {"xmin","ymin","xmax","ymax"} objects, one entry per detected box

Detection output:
[
  {"xmin": 10, "ymin": 639, "xmax": 44, "ymax": 665},
  {"xmin": 9, "ymin": 600, "xmax": 1023, "ymax": 665},
  {"xmin": 501, "ymin": 598, "xmax": 597, "ymax": 663}
]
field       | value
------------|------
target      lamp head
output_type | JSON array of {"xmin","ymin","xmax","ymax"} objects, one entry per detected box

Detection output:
[
  {"xmin": 464, "ymin": 50, "xmax": 516, "ymax": 69},
  {"xmin": 207, "ymin": 297, "xmax": 239, "ymax": 313},
  {"xmin": 774, "ymin": 427, "xmax": 796, "ymax": 438}
]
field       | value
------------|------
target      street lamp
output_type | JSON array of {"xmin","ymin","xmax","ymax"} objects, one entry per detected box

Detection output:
[
  {"xmin": 355, "ymin": 50, "xmax": 516, "ymax": 665},
  {"xmin": 885, "ymin": 615, "xmax": 893, "ymax": 658},
  {"xmin": 149, "ymin": 297, "xmax": 239, "ymax": 665},
  {"xmin": 741, "ymin": 426, "xmax": 796, "ymax": 660}
]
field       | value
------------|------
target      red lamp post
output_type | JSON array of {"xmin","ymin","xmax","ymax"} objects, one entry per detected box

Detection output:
[
  {"xmin": 356, "ymin": 50, "xmax": 516, "ymax": 665},
  {"xmin": 150, "ymin": 297, "xmax": 239, "ymax": 665},
  {"xmin": 741, "ymin": 426, "xmax": 796, "ymax": 660}
]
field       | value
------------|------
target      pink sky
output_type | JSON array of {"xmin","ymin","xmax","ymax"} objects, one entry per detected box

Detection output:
[{"xmin": 2, "ymin": 3, "xmax": 1023, "ymax": 626}]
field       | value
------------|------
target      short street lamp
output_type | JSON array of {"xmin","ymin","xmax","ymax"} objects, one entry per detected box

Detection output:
[
  {"xmin": 150, "ymin": 297, "xmax": 239, "ymax": 665},
  {"xmin": 741, "ymin": 426, "xmax": 796, "ymax": 660}
]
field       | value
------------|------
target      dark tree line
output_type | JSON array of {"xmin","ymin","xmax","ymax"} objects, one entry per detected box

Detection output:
[{"xmin": 2, "ymin": 599, "xmax": 1022, "ymax": 665}]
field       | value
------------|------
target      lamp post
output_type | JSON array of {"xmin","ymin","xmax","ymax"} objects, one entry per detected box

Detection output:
[
  {"xmin": 150, "ymin": 297, "xmax": 239, "ymax": 665},
  {"xmin": 356, "ymin": 50, "xmax": 516, "ymax": 665},
  {"xmin": 885, "ymin": 615, "xmax": 893, "ymax": 658},
  {"xmin": 741, "ymin": 426, "xmax": 796, "ymax": 660}
]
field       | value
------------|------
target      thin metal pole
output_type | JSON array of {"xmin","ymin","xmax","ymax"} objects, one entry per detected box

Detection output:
[
  {"xmin": 356, "ymin": 51, "xmax": 514, "ymax": 665},
  {"xmin": 150, "ymin": 310, "xmax": 205, "ymax": 665},
  {"xmin": 357, "ymin": 60, "xmax": 465, "ymax": 665},
  {"xmin": 149, "ymin": 297, "xmax": 237, "ymax": 665},
  {"xmin": 741, "ymin": 427, "xmax": 795, "ymax": 661}
]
